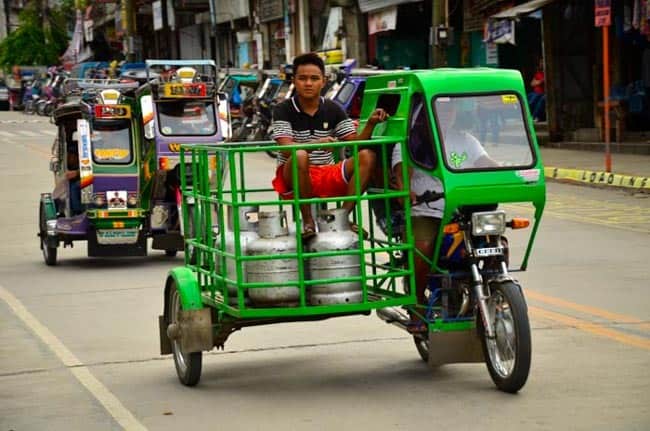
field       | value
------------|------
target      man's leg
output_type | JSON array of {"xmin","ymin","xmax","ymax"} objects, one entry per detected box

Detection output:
[
  {"xmin": 342, "ymin": 149, "xmax": 376, "ymax": 213},
  {"xmin": 282, "ymin": 150, "xmax": 315, "ymax": 230},
  {"xmin": 410, "ymin": 217, "xmax": 440, "ymax": 328},
  {"xmin": 69, "ymin": 181, "xmax": 81, "ymax": 215}
]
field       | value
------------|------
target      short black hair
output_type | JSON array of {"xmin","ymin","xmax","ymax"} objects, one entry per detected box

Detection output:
[{"xmin": 293, "ymin": 53, "xmax": 325, "ymax": 75}]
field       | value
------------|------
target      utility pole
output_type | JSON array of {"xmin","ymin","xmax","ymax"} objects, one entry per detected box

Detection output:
[
  {"xmin": 431, "ymin": 0, "xmax": 447, "ymax": 68},
  {"xmin": 122, "ymin": 0, "xmax": 136, "ymax": 61}
]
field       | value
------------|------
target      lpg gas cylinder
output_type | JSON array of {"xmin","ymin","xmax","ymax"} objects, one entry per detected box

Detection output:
[
  {"xmin": 307, "ymin": 208, "xmax": 362, "ymax": 305},
  {"xmin": 246, "ymin": 211, "xmax": 299, "ymax": 306},
  {"xmin": 216, "ymin": 206, "xmax": 259, "ymax": 305}
]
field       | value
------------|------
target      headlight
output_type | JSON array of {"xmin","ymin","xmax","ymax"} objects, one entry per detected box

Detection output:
[
  {"xmin": 127, "ymin": 194, "xmax": 138, "ymax": 207},
  {"xmin": 472, "ymin": 211, "xmax": 506, "ymax": 236},
  {"xmin": 94, "ymin": 194, "xmax": 105, "ymax": 207}
]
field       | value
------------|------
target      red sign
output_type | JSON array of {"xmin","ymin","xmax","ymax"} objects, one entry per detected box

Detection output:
[{"xmin": 595, "ymin": 0, "xmax": 611, "ymax": 27}]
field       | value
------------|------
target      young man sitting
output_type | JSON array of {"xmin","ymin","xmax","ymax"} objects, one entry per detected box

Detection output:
[{"xmin": 271, "ymin": 52, "xmax": 388, "ymax": 238}]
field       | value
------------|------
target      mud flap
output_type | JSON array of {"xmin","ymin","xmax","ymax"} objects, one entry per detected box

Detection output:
[
  {"xmin": 428, "ymin": 329, "xmax": 484, "ymax": 368},
  {"xmin": 178, "ymin": 308, "xmax": 213, "ymax": 354},
  {"xmin": 159, "ymin": 315, "xmax": 172, "ymax": 355}
]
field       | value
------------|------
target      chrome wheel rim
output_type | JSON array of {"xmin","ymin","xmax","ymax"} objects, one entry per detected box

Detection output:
[
  {"xmin": 171, "ymin": 290, "xmax": 189, "ymax": 374},
  {"xmin": 486, "ymin": 291, "xmax": 516, "ymax": 378}
]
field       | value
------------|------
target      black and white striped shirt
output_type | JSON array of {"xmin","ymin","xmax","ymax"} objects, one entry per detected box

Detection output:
[{"xmin": 271, "ymin": 96, "xmax": 356, "ymax": 166}]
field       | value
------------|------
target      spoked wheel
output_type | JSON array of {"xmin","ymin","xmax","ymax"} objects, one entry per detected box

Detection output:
[
  {"xmin": 479, "ymin": 281, "xmax": 531, "ymax": 393},
  {"xmin": 168, "ymin": 283, "xmax": 202, "ymax": 386},
  {"xmin": 39, "ymin": 203, "xmax": 57, "ymax": 266}
]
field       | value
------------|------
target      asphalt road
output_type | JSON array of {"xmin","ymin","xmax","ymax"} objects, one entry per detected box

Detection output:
[{"xmin": 0, "ymin": 112, "xmax": 648, "ymax": 431}]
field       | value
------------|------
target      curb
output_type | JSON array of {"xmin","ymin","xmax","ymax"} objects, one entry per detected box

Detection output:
[{"xmin": 544, "ymin": 167, "xmax": 650, "ymax": 190}]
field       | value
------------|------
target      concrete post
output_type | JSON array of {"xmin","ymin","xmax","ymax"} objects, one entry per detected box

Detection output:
[{"xmin": 431, "ymin": 0, "xmax": 447, "ymax": 67}]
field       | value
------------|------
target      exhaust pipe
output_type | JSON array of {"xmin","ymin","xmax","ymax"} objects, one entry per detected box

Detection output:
[{"xmin": 376, "ymin": 307, "xmax": 411, "ymax": 331}]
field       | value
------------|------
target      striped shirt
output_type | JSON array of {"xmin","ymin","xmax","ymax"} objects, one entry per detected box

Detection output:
[{"xmin": 271, "ymin": 96, "xmax": 356, "ymax": 166}]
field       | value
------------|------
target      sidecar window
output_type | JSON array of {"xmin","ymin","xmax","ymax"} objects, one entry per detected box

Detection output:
[{"xmin": 407, "ymin": 93, "xmax": 436, "ymax": 170}]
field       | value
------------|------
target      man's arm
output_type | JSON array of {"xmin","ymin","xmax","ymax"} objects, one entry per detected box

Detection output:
[{"xmin": 343, "ymin": 108, "xmax": 389, "ymax": 141}]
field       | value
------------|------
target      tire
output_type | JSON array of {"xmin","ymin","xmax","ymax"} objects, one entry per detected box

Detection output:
[
  {"xmin": 165, "ymin": 250, "xmax": 178, "ymax": 257},
  {"xmin": 404, "ymin": 277, "xmax": 430, "ymax": 363},
  {"xmin": 36, "ymin": 101, "xmax": 46, "ymax": 116},
  {"xmin": 413, "ymin": 334, "xmax": 429, "ymax": 362},
  {"xmin": 44, "ymin": 102, "xmax": 55, "ymax": 117},
  {"xmin": 479, "ymin": 281, "xmax": 531, "ymax": 393},
  {"xmin": 168, "ymin": 282, "xmax": 202, "ymax": 386},
  {"xmin": 39, "ymin": 203, "xmax": 57, "ymax": 266}
]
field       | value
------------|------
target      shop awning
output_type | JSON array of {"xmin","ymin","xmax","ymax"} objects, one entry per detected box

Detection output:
[
  {"xmin": 491, "ymin": 0, "xmax": 556, "ymax": 19},
  {"xmin": 357, "ymin": 0, "xmax": 420, "ymax": 14}
]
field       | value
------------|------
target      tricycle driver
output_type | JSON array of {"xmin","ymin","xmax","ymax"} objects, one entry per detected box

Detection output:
[
  {"xmin": 271, "ymin": 52, "xmax": 388, "ymax": 239},
  {"xmin": 392, "ymin": 97, "xmax": 497, "ymax": 332}
]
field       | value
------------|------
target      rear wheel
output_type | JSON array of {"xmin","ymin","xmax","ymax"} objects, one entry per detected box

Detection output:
[
  {"xmin": 169, "ymin": 283, "xmax": 202, "ymax": 386},
  {"xmin": 479, "ymin": 281, "xmax": 531, "ymax": 393},
  {"xmin": 39, "ymin": 203, "xmax": 57, "ymax": 266}
]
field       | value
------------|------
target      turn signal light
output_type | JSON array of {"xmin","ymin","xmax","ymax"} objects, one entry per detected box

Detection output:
[
  {"xmin": 159, "ymin": 157, "xmax": 169, "ymax": 170},
  {"xmin": 443, "ymin": 223, "xmax": 460, "ymax": 234},
  {"xmin": 508, "ymin": 218, "xmax": 530, "ymax": 229}
]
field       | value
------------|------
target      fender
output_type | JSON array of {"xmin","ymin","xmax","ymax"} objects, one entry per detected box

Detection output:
[
  {"xmin": 40, "ymin": 193, "xmax": 57, "ymax": 221},
  {"xmin": 165, "ymin": 266, "xmax": 203, "ymax": 311},
  {"xmin": 160, "ymin": 267, "xmax": 210, "ymax": 355},
  {"xmin": 487, "ymin": 275, "xmax": 527, "ymax": 310}
]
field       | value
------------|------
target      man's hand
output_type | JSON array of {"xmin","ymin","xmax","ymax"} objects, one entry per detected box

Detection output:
[
  {"xmin": 368, "ymin": 108, "xmax": 389, "ymax": 126},
  {"xmin": 65, "ymin": 170, "xmax": 79, "ymax": 180}
]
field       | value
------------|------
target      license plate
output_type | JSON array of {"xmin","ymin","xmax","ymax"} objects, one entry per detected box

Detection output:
[
  {"xmin": 475, "ymin": 247, "xmax": 504, "ymax": 257},
  {"xmin": 97, "ymin": 229, "xmax": 139, "ymax": 245}
]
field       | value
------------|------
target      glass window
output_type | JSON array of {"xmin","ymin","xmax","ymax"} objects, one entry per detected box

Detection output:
[
  {"xmin": 433, "ymin": 94, "xmax": 535, "ymax": 171},
  {"xmin": 334, "ymin": 81, "xmax": 356, "ymax": 106},
  {"xmin": 407, "ymin": 93, "xmax": 436, "ymax": 170},
  {"xmin": 91, "ymin": 120, "xmax": 133, "ymax": 165},
  {"xmin": 157, "ymin": 100, "xmax": 217, "ymax": 136}
]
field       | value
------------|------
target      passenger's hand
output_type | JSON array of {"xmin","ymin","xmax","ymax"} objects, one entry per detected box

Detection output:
[
  {"xmin": 65, "ymin": 170, "xmax": 78, "ymax": 180},
  {"xmin": 315, "ymin": 136, "xmax": 336, "ymax": 143},
  {"xmin": 368, "ymin": 108, "xmax": 388, "ymax": 125}
]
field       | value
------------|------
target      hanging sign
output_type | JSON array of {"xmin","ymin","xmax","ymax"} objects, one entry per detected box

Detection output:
[
  {"xmin": 77, "ymin": 119, "xmax": 94, "ymax": 189},
  {"xmin": 484, "ymin": 19, "xmax": 515, "ymax": 45},
  {"xmin": 153, "ymin": 1, "xmax": 163, "ymax": 31},
  {"xmin": 594, "ymin": 0, "xmax": 611, "ymax": 27},
  {"xmin": 368, "ymin": 6, "xmax": 397, "ymax": 35}
]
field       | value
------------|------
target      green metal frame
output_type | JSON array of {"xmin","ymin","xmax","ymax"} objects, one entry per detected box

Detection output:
[{"xmin": 176, "ymin": 137, "xmax": 416, "ymax": 319}]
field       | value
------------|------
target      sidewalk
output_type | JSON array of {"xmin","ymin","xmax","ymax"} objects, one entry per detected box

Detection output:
[{"xmin": 540, "ymin": 146, "xmax": 650, "ymax": 191}]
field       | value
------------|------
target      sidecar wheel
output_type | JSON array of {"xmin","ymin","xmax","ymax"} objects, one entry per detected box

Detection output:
[
  {"xmin": 39, "ymin": 203, "xmax": 57, "ymax": 266},
  {"xmin": 479, "ymin": 281, "xmax": 531, "ymax": 393},
  {"xmin": 169, "ymin": 283, "xmax": 202, "ymax": 386}
]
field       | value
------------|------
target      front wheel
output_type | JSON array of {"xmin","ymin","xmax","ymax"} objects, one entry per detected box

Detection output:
[
  {"xmin": 479, "ymin": 281, "xmax": 531, "ymax": 393},
  {"xmin": 39, "ymin": 203, "xmax": 57, "ymax": 266},
  {"xmin": 168, "ymin": 283, "xmax": 202, "ymax": 386}
]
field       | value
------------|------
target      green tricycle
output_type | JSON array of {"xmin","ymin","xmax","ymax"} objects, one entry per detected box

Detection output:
[{"xmin": 158, "ymin": 68, "xmax": 546, "ymax": 393}]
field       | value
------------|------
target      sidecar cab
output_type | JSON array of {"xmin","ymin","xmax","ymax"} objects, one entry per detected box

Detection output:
[{"xmin": 360, "ymin": 68, "xmax": 546, "ymax": 270}]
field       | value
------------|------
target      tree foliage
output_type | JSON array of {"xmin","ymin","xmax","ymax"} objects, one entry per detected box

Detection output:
[{"xmin": 0, "ymin": 0, "xmax": 74, "ymax": 68}]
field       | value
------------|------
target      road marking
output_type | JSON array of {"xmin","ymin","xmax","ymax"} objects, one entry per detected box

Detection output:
[
  {"xmin": 0, "ymin": 285, "xmax": 148, "ymax": 431},
  {"xmin": 527, "ymin": 290, "xmax": 650, "ymax": 331},
  {"xmin": 530, "ymin": 306, "xmax": 650, "ymax": 350},
  {"xmin": 16, "ymin": 130, "xmax": 42, "ymax": 137}
]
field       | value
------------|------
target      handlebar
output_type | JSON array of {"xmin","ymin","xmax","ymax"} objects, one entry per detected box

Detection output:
[{"xmin": 413, "ymin": 190, "xmax": 445, "ymax": 205}]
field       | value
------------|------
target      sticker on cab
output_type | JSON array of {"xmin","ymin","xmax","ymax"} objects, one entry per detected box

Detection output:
[
  {"xmin": 516, "ymin": 168, "xmax": 540, "ymax": 182},
  {"xmin": 502, "ymin": 95, "xmax": 517, "ymax": 104}
]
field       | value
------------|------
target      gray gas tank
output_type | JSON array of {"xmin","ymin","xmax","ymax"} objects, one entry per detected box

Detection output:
[
  {"xmin": 307, "ymin": 208, "xmax": 362, "ymax": 305},
  {"xmin": 246, "ymin": 211, "xmax": 299, "ymax": 307},
  {"xmin": 215, "ymin": 205, "xmax": 259, "ymax": 305}
]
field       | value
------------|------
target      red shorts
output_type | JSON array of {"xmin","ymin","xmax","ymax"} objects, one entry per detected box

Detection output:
[{"xmin": 272, "ymin": 162, "xmax": 348, "ymax": 199}]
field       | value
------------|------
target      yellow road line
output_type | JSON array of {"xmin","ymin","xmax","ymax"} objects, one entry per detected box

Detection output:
[
  {"xmin": 527, "ymin": 290, "xmax": 650, "ymax": 331},
  {"xmin": 0, "ymin": 285, "xmax": 148, "ymax": 431},
  {"xmin": 530, "ymin": 306, "xmax": 650, "ymax": 350}
]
